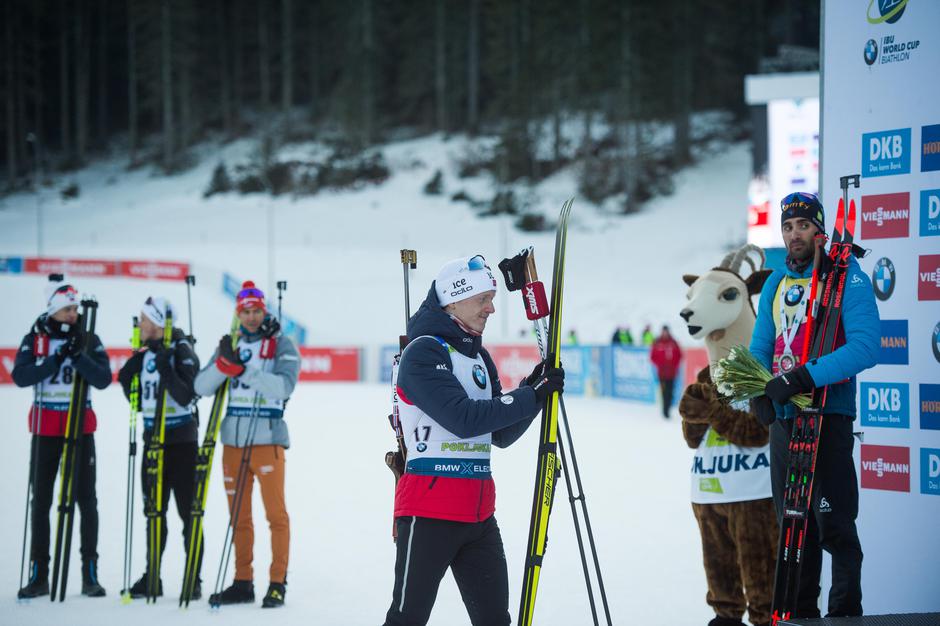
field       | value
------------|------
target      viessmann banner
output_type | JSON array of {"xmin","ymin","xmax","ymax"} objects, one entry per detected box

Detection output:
[{"xmin": 822, "ymin": 0, "xmax": 940, "ymax": 613}]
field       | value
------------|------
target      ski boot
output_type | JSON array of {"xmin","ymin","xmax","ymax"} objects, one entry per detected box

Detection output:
[
  {"xmin": 81, "ymin": 559, "xmax": 107, "ymax": 597},
  {"xmin": 17, "ymin": 562, "xmax": 49, "ymax": 600},
  {"xmin": 209, "ymin": 580, "xmax": 254, "ymax": 606},
  {"xmin": 261, "ymin": 582, "xmax": 286, "ymax": 608}
]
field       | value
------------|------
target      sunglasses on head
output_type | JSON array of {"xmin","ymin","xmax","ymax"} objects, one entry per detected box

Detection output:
[
  {"xmin": 467, "ymin": 255, "xmax": 489, "ymax": 271},
  {"xmin": 237, "ymin": 287, "xmax": 265, "ymax": 299},
  {"xmin": 781, "ymin": 192, "xmax": 818, "ymax": 207}
]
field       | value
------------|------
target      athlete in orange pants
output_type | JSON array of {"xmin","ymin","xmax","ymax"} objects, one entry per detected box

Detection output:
[{"xmin": 222, "ymin": 444, "xmax": 290, "ymax": 585}]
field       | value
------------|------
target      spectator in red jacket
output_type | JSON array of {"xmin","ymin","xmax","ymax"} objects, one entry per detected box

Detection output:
[{"xmin": 650, "ymin": 325, "xmax": 682, "ymax": 418}]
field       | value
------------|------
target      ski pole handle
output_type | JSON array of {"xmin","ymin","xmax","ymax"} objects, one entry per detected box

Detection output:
[
  {"xmin": 185, "ymin": 275, "xmax": 196, "ymax": 340},
  {"xmin": 522, "ymin": 281, "xmax": 550, "ymax": 320}
]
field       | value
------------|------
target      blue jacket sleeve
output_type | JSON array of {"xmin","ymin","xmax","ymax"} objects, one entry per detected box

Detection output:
[
  {"xmin": 481, "ymin": 348, "xmax": 538, "ymax": 448},
  {"xmin": 11, "ymin": 333, "xmax": 62, "ymax": 387},
  {"xmin": 750, "ymin": 272, "xmax": 781, "ymax": 371},
  {"xmin": 73, "ymin": 334, "xmax": 112, "ymax": 390},
  {"xmin": 397, "ymin": 338, "xmax": 539, "ymax": 440},
  {"xmin": 803, "ymin": 262, "xmax": 881, "ymax": 386}
]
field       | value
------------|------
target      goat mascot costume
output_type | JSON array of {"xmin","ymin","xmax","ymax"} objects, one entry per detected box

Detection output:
[{"xmin": 678, "ymin": 244, "xmax": 778, "ymax": 626}]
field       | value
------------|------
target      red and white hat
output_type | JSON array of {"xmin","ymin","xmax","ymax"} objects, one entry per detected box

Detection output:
[
  {"xmin": 236, "ymin": 281, "xmax": 266, "ymax": 312},
  {"xmin": 45, "ymin": 278, "xmax": 79, "ymax": 316}
]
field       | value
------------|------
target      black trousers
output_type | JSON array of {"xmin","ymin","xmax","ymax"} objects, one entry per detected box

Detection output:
[
  {"xmin": 770, "ymin": 415, "xmax": 863, "ymax": 618},
  {"xmin": 140, "ymin": 439, "xmax": 202, "ymax": 577},
  {"xmin": 659, "ymin": 378, "xmax": 676, "ymax": 416},
  {"xmin": 384, "ymin": 515, "xmax": 510, "ymax": 626},
  {"xmin": 29, "ymin": 434, "xmax": 99, "ymax": 574}
]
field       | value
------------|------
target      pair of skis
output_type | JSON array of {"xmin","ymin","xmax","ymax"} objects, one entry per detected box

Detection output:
[
  {"xmin": 142, "ymin": 310, "xmax": 175, "ymax": 602},
  {"xmin": 770, "ymin": 175, "xmax": 861, "ymax": 625},
  {"xmin": 49, "ymin": 298, "xmax": 99, "ymax": 602},
  {"xmin": 180, "ymin": 317, "xmax": 240, "ymax": 607},
  {"xmin": 511, "ymin": 200, "xmax": 612, "ymax": 626}
]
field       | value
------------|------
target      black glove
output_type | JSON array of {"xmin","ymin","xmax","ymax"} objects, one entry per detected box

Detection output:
[
  {"xmin": 532, "ymin": 366, "xmax": 565, "ymax": 404},
  {"xmin": 750, "ymin": 395, "xmax": 777, "ymax": 426},
  {"xmin": 215, "ymin": 335, "xmax": 245, "ymax": 377},
  {"xmin": 764, "ymin": 365, "xmax": 814, "ymax": 405},
  {"xmin": 260, "ymin": 316, "xmax": 281, "ymax": 339},
  {"xmin": 154, "ymin": 345, "xmax": 173, "ymax": 374},
  {"xmin": 65, "ymin": 328, "xmax": 87, "ymax": 358},
  {"xmin": 146, "ymin": 338, "xmax": 165, "ymax": 352},
  {"xmin": 524, "ymin": 358, "xmax": 550, "ymax": 387}
]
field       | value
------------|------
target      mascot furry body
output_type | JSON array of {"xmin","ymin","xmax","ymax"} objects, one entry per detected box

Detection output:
[{"xmin": 678, "ymin": 245, "xmax": 778, "ymax": 626}]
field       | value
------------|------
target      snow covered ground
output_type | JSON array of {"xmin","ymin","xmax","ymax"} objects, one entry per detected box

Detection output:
[
  {"xmin": 0, "ymin": 131, "xmax": 751, "ymax": 624},
  {"xmin": 0, "ymin": 383, "xmax": 713, "ymax": 626}
]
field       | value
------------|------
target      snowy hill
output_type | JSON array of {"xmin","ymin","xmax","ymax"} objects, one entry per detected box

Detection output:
[{"xmin": 0, "ymin": 131, "xmax": 749, "ymax": 349}]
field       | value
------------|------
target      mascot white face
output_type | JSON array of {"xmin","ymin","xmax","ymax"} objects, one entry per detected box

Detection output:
[
  {"xmin": 679, "ymin": 244, "xmax": 771, "ymax": 342},
  {"xmin": 680, "ymin": 271, "xmax": 747, "ymax": 340}
]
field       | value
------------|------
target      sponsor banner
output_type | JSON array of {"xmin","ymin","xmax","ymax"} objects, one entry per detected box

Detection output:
[
  {"xmin": 861, "ymin": 128, "xmax": 911, "ymax": 177},
  {"xmin": 108, "ymin": 348, "xmax": 133, "ymax": 383},
  {"xmin": 922, "ymin": 124, "xmax": 940, "ymax": 173},
  {"xmin": 560, "ymin": 346, "xmax": 587, "ymax": 396},
  {"xmin": 121, "ymin": 260, "xmax": 189, "ymax": 282},
  {"xmin": 24, "ymin": 257, "xmax": 118, "ymax": 277},
  {"xmin": 860, "ymin": 192, "xmax": 910, "ymax": 240},
  {"xmin": 609, "ymin": 346, "xmax": 656, "ymax": 403},
  {"xmin": 379, "ymin": 345, "xmax": 398, "ymax": 385},
  {"xmin": 683, "ymin": 347, "xmax": 710, "ymax": 387},
  {"xmin": 487, "ymin": 345, "xmax": 541, "ymax": 393},
  {"xmin": 933, "ymin": 322, "xmax": 940, "ymax": 365},
  {"xmin": 921, "ymin": 448, "xmax": 940, "ymax": 496},
  {"xmin": 921, "ymin": 189, "xmax": 940, "ymax": 237},
  {"xmin": 0, "ymin": 346, "xmax": 133, "ymax": 384},
  {"xmin": 878, "ymin": 319, "xmax": 909, "ymax": 365},
  {"xmin": 0, "ymin": 257, "xmax": 24, "ymax": 274},
  {"xmin": 920, "ymin": 384, "xmax": 940, "ymax": 431},
  {"xmin": 859, "ymin": 382, "xmax": 909, "ymax": 428},
  {"xmin": 0, "ymin": 348, "xmax": 17, "ymax": 384},
  {"xmin": 297, "ymin": 347, "xmax": 360, "ymax": 382},
  {"xmin": 917, "ymin": 254, "xmax": 940, "ymax": 300},
  {"xmin": 860, "ymin": 444, "xmax": 911, "ymax": 493},
  {"xmin": 871, "ymin": 257, "xmax": 896, "ymax": 301}
]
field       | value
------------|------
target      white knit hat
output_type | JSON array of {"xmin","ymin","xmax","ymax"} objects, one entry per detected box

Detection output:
[
  {"xmin": 141, "ymin": 296, "xmax": 173, "ymax": 327},
  {"xmin": 435, "ymin": 255, "xmax": 498, "ymax": 306},
  {"xmin": 45, "ymin": 279, "xmax": 79, "ymax": 316}
]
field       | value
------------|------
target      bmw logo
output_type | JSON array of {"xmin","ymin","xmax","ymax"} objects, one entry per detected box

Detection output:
[
  {"xmin": 146, "ymin": 359, "xmax": 157, "ymax": 373},
  {"xmin": 933, "ymin": 322, "xmax": 940, "ymax": 364},
  {"xmin": 863, "ymin": 39, "xmax": 878, "ymax": 66},
  {"xmin": 472, "ymin": 364, "xmax": 487, "ymax": 389},
  {"xmin": 239, "ymin": 347, "xmax": 253, "ymax": 363},
  {"xmin": 784, "ymin": 284, "xmax": 805, "ymax": 307},
  {"xmin": 416, "ymin": 442, "xmax": 427, "ymax": 453},
  {"xmin": 872, "ymin": 257, "xmax": 895, "ymax": 301}
]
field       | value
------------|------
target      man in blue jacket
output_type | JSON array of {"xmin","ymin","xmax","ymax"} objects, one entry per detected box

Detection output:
[{"xmin": 750, "ymin": 192, "xmax": 880, "ymax": 619}]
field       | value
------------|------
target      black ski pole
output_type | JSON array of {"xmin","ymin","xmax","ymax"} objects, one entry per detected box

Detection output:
[
  {"xmin": 277, "ymin": 280, "xmax": 287, "ymax": 322},
  {"xmin": 185, "ymin": 274, "xmax": 196, "ymax": 341},
  {"xmin": 18, "ymin": 381, "xmax": 45, "ymax": 598}
]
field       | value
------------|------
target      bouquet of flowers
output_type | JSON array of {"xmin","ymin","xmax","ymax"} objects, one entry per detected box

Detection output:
[{"xmin": 713, "ymin": 345, "xmax": 812, "ymax": 409}]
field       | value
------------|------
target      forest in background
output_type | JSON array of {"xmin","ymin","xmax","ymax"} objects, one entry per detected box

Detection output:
[{"xmin": 1, "ymin": 0, "xmax": 819, "ymax": 212}]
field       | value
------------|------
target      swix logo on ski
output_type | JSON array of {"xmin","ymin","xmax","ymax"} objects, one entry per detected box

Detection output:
[
  {"xmin": 862, "ymin": 128, "xmax": 910, "ymax": 177},
  {"xmin": 692, "ymin": 452, "xmax": 770, "ymax": 475},
  {"xmin": 860, "ymin": 444, "xmax": 910, "ymax": 492},
  {"xmin": 921, "ymin": 124, "xmax": 940, "ymax": 172},
  {"xmin": 860, "ymin": 382, "xmax": 909, "ymax": 428},
  {"xmin": 920, "ymin": 384, "xmax": 940, "ymax": 431},
  {"xmin": 921, "ymin": 189, "xmax": 940, "ymax": 237},
  {"xmin": 917, "ymin": 255, "xmax": 940, "ymax": 300},
  {"xmin": 920, "ymin": 448, "xmax": 940, "ymax": 496},
  {"xmin": 878, "ymin": 319, "xmax": 909, "ymax": 365},
  {"xmin": 860, "ymin": 192, "xmax": 910, "ymax": 239}
]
